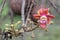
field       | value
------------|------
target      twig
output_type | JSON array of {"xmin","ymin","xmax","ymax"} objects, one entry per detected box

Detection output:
[
  {"xmin": 10, "ymin": 8, "xmax": 14, "ymax": 24},
  {"xmin": 21, "ymin": 0, "xmax": 26, "ymax": 26},
  {"xmin": 0, "ymin": 0, "xmax": 6, "ymax": 16},
  {"xmin": 21, "ymin": 0, "xmax": 26, "ymax": 40},
  {"xmin": 25, "ymin": 0, "xmax": 31, "ymax": 14},
  {"xmin": 26, "ymin": 0, "xmax": 34, "ymax": 25},
  {"xmin": 23, "ymin": 24, "xmax": 38, "ymax": 32},
  {"xmin": 48, "ymin": 0, "xmax": 60, "ymax": 14},
  {"xmin": 0, "ymin": 0, "xmax": 7, "ymax": 26}
]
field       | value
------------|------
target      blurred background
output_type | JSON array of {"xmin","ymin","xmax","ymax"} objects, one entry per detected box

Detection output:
[{"xmin": 0, "ymin": 0, "xmax": 60, "ymax": 40}]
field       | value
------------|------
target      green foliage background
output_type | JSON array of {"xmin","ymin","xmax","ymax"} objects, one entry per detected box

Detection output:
[
  {"xmin": 0, "ymin": 0, "xmax": 21, "ymax": 29},
  {"xmin": 0, "ymin": 0, "xmax": 60, "ymax": 40}
]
